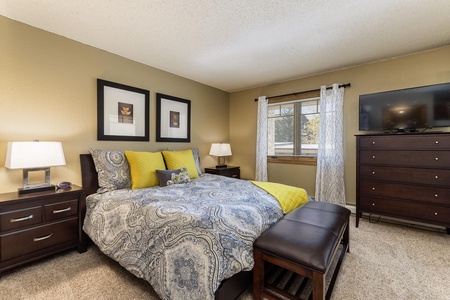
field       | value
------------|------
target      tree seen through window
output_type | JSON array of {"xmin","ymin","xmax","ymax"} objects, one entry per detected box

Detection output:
[{"xmin": 268, "ymin": 98, "xmax": 319, "ymax": 157}]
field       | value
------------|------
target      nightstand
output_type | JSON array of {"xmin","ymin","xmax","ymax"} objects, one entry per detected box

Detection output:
[
  {"xmin": 0, "ymin": 185, "xmax": 87, "ymax": 274},
  {"xmin": 204, "ymin": 166, "xmax": 240, "ymax": 179}
]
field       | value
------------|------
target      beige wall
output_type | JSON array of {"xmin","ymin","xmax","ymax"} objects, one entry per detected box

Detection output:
[
  {"xmin": 0, "ymin": 16, "xmax": 230, "ymax": 193},
  {"xmin": 230, "ymin": 46, "xmax": 450, "ymax": 204}
]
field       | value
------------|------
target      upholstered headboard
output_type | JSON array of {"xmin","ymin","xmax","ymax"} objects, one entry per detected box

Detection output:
[{"xmin": 79, "ymin": 154, "xmax": 99, "ymax": 196}]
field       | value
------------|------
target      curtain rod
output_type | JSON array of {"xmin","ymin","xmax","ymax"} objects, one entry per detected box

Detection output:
[{"xmin": 254, "ymin": 83, "xmax": 351, "ymax": 101}]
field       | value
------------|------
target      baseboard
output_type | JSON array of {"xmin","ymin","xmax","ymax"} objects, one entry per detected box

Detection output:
[
  {"xmin": 346, "ymin": 203, "xmax": 446, "ymax": 233},
  {"xmin": 345, "ymin": 204, "xmax": 356, "ymax": 214},
  {"xmin": 363, "ymin": 214, "xmax": 445, "ymax": 232}
]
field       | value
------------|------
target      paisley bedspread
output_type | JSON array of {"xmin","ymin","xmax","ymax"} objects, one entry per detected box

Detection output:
[{"xmin": 83, "ymin": 174, "xmax": 283, "ymax": 300}]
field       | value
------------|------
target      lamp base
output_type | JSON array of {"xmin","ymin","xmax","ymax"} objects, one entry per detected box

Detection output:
[
  {"xmin": 216, "ymin": 156, "xmax": 228, "ymax": 169},
  {"xmin": 18, "ymin": 184, "xmax": 55, "ymax": 195},
  {"xmin": 19, "ymin": 167, "xmax": 55, "ymax": 195}
]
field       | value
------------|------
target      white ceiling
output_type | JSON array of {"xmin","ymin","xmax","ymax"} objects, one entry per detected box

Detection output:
[{"xmin": 1, "ymin": 0, "xmax": 450, "ymax": 92}]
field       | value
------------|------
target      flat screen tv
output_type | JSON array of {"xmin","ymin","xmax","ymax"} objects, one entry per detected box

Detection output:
[{"xmin": 359, "ymin": 82, "xmax": 450, "ymax": 133}]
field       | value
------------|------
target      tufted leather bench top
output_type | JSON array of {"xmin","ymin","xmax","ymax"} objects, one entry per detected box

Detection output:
[
  {"xmin": 254, "ymin": 201, "xmax": 350, "ymax": 273},
  {"xmin": 253, "ymin": 201, "xmax": 351, "ymax": 300}
]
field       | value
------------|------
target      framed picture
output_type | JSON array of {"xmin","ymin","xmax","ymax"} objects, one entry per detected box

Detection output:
[
  {"xmin": 97, "ymin": 79, "xmax": 150, "ymax": 141},
  {"xmin": 156, "ymin": 93, "xmax": 191, "ymax": 142}
]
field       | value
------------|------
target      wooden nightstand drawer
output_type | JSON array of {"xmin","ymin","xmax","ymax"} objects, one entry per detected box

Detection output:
[
  {"xmin": 0, "ymin": 185, "xmax": 87, "ymax": 273},
  {"xmin": 45, "ymin": 199, "xmax": 78, "ymax": 221},
  {"xmin": 0, "ymin": 218, "xmax": 78, "ymax": 261},
  {"xmin": 216, "ymin": 168, "xmax": 240, "ymax": 178},
  {"xmin": 0, "ymin": 207, "xmax": 42, "ymax": 232},
  {"xmin": 204, "ymin": 166, "xmax": 240, "ymax": 179}
]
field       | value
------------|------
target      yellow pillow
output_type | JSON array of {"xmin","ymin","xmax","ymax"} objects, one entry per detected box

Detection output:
[
  {"xmin": 162, "ymin": 149, "xmax": 199, "ymax": 179},
  {"xmin": 124, "ymin": 151, "xmax": 166, "ymax": 189}
]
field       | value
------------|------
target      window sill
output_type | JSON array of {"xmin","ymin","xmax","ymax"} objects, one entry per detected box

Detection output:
[{"xmin": 267, "ymin": 156, "xmax": 317, "ymax": 166}]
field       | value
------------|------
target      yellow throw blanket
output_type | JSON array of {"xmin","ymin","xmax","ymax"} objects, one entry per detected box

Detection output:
[{"xmin": 251, "ymin": 181, "xmax": 308, "ymax": 214}]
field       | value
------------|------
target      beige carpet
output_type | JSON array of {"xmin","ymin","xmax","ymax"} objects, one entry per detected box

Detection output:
[{"xmin": 1, "ymin": 215, "xmax": 449, "ymax": 300}]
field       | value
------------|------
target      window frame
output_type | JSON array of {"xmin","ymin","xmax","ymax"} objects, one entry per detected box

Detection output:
[{"xmin": 266, "ymin": 90, "xmax": 320, "ymax": 166}]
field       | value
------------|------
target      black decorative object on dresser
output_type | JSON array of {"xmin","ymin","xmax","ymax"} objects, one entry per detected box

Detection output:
[
  {"xmin": 0, "ymin": 185, "xmax": 87, "ymax": 273},
  {"xmin": 204, "ymin": 166, "xmax": 240, "ymax": 179},
  {"xmin": 356, "ymin": 132, "xmax": 450, "ymax": 234}
]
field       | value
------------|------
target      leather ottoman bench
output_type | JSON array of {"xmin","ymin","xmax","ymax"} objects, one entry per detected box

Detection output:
[{"xmin": 253, "ymin": 201, "xmax": 350, "ymax": 300}]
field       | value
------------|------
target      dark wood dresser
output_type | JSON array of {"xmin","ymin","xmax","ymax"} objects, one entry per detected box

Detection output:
[
  {"xmin": 356, "ymin": 132, "xmax": 450, "ymax": 234},
  {"xmin": 0, "ymin": 186, "xmax": 87, "ymax": 273}
]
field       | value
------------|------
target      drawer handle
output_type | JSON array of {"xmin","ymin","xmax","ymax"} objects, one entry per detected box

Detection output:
[
  {"xmin": 372, "ymin": 187, "xmax": 375, "ymax": 190},
  {"xmin": 372, "ymin": 203, "xmax": 375, "ymax": 206},
  {"xmin": 372, "ymin": 155, "xmax": 376, "ymax": 159},
  {"xmin": 435, "ymin": 194, "xmax": 438, "ymax": 197},
  {"xmin": 435, "ymin": 212, "xmax": 438, "ymax": 216},
  {"xmin": 10, "ymin": 214, "xmax": 33, "ymax": 223},
  {"xmin": 33, "ymin": 233, "xmax": 53, "ymax": 242},
  {"xmin": 435, "ymin": 141, "xmax": 439, "ymax": 144},
  {"xmin": 435, "ymin": 157, "xmax": 439, "ymax": 161},
  {"xmin": 435, "ymin": 175, "xmax": 439, "ymax": 179},
  {"xmin": 372, "ymin": 141, "xmax": 375, "ymax": 145},
  {"xmin": 372, "ymin": 171, "xmax": 375, "ymax": 175},
  {"xmin": 53, "ymin": 207, "xmax": 72, "ymax": 214}
]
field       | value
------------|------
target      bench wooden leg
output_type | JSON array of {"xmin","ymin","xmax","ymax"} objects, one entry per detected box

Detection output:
[
  {"xmin": 253, "ymin": 249, "xmax": 264, "ymax": 300},
  {"xmin": 344, "ymin": 218, "xmax": 350, "ymax": 253},
  {"xmin": 312, "ymin": 271, "xmax": 325, "ymax": 300}
]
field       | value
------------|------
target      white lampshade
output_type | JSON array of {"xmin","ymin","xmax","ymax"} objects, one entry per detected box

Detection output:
[
  {"xmin": 6, "ymin": 141, "xmax": 66, "ymax": 169},
  {"xmin": 5, "ymin": 141, "xmax": 66, "ymax": 194},
  {"xmin": 209, "ymin": 143, "xmax": 232, "ymax": 157}
]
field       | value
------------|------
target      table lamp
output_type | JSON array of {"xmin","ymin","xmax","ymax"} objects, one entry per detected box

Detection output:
[
  {"xmin": 5, "ymin": 141, "xmax": 66, "ymax": 194},
  {"xmin": 209, "ymin": 143, "xmax": 232, "ymax": 168}
]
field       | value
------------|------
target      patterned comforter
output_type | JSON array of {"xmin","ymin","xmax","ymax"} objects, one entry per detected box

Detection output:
[{"xmin": 83, "ymin": 174, "xmax": 283, "ymax": 300}]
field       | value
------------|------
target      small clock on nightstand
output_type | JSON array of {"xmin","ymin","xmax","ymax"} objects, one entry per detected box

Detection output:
[{"xmin": 204, "ymin": 166, "xmax": 240, "ymax": 179}]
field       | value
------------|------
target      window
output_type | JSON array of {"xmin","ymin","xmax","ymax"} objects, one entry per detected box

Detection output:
[{"xmin": 267, "ymin": 96, "xmax": 320, "ymax": 163}]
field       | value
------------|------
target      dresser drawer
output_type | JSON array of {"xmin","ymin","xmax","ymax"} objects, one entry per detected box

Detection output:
[
  {"xmin": 360, "ymin": 181, "xmax": 450, "ymax": 206},
  {"xmin": 360, "ymin": 196, "xmax": 450, "ymax": 225},
  {"xmin": 44, "ymin": 200, "xmax": 78, "ymax": 222},
  {"xmin": 359, "ymin": 135, "xmax": 450, "ymax": 150},
  {"xmin": 359, "ymin": 150, "xmax": 450, "ymax": 168},
  {"xmin": 360, "ymin": 166, "xmax": 450, "ymax": 187},
  {"xmin": 0, "ymin": 207, "xmax": 42, "ymax": 232},
  {"xmin": 0, "ymin": 218, "xmax": 78, "ymax": 261}
]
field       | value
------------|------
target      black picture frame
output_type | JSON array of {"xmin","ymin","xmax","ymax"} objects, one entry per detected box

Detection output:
[
  {"xmin": 97, "ymin": 79, "xmax": 150, "ymax": 141},
  {"xmin": 156, "ymin": 93, "xmax": 191, "ymax": 142}
]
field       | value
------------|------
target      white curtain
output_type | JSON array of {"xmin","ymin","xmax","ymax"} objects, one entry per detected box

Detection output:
[
  {"xmin": 255, "ymin": 96, "xmax": 268, "ymax": 181},
  {"xmin": 315, "ymin": 84, "xmax": 346, "ymax": 206}
]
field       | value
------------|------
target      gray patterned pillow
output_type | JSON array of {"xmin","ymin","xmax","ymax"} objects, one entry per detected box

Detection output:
[
  {"xmin": 191, "ymin": 147, "xmax": 202, "ymax": 175},
  {"xmin": 89, "ymin": 148, "xmax": 131, "ymax": 193}
]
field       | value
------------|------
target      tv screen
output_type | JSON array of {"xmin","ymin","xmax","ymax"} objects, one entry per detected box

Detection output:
[{"xmin": 359, "ymin": 82, "xmax": 450, "ymax": 132}]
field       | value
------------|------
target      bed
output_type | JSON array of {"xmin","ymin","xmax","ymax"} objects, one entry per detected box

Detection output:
[{"xmin": 80, "ymin": 151, "xmax": 307, "ymax": 300}]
